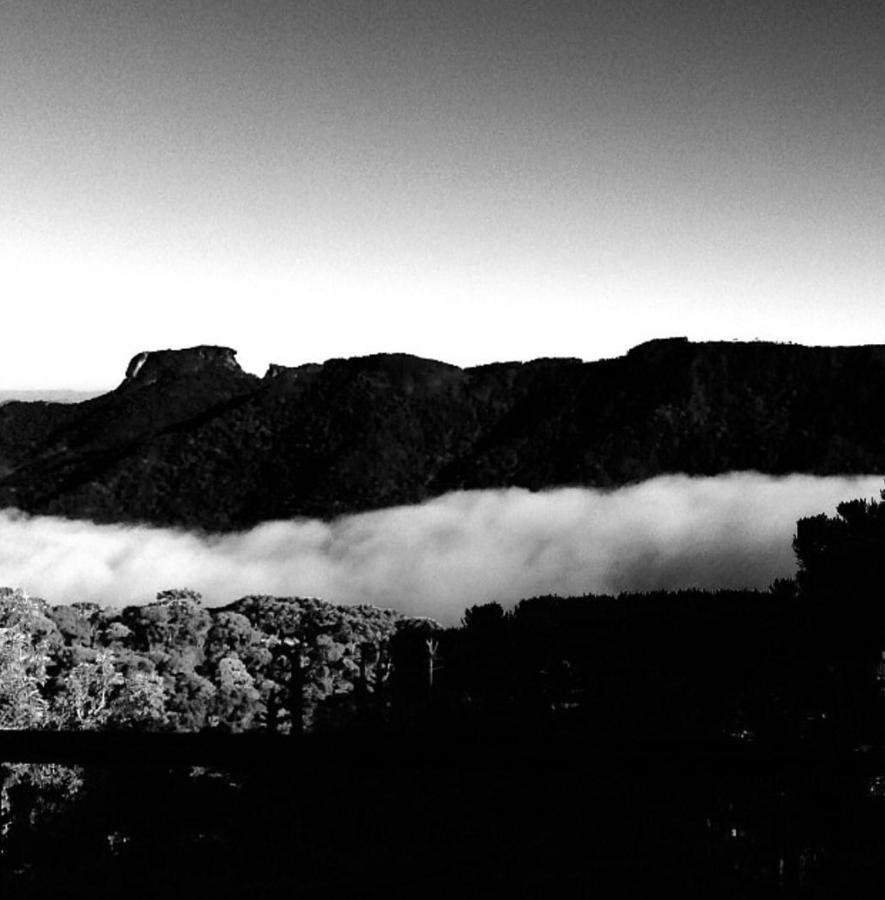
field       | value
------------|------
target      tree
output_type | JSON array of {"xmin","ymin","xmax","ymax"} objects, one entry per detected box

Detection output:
[
  {"xmin": 52, "ymin": 651, "xmax": 168, "ymax": 730},
  {"xmin": 792, "ymin": 488, "xmax": 885, "ymax": 742},
  {"xmin": 794, "ymin": 493, "xmax": 885, "ymax": 645},
  {"xmin": 53, "ymin": 651, "xmax": 121, "ymax": 729},
  {"xmin": 0, "ymin": 590, "xmax": 82, "ymax": 861},
  {"xmin": 0, "ymin": 589, "xmax": 53, "ymax": 729},
  {"xmin": 207, "ymin": 656, "xmax": 262, "ymax": 731},
  {"xmin": 461, "ymin": 602, "xmax": 506, "ymax": 636},
  {"xmin": 125, "ymin": 589, "xmax": 211, "ymax": 663},
  {"xmin": 121, "ymin": 589, "xmax": 212, "ymax": 728}
]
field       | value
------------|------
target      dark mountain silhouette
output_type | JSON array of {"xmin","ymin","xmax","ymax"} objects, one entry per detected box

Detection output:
[{"xmin": 2, "ymin": 338, "xmax": 885, "ymax": 529}]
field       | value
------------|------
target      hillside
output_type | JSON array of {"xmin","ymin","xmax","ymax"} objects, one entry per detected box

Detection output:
[{"xmin": 1, "ymin": 338, "xmax": 885, "ymax": 529}]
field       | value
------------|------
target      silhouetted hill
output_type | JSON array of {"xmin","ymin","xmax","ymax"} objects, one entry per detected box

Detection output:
[{"xmin": 2, "ymin": 338, "xmax": 885, "ymax": 528}]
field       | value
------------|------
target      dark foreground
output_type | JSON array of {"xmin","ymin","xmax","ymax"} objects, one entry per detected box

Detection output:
[
  {"xmin": 5, "ymin": 735, "xmax": 885, "ymax": 899},
  {"xmin": 6, "ymin": 487, "xmax": 885, "ymax": 895}
]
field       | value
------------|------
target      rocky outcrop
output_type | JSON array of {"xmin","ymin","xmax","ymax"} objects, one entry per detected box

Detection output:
[
  {"xmin": 264, "ymin": 362, "xmax": 323, "ymax": 382},
  {"xmin": 123, "ymin": 346, "xmax": 243, "ymax": 386}
]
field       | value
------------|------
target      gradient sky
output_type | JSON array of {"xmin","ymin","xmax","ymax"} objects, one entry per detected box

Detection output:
[{"xmin": 2, "ymin": 0, "xmax": 885, "ymax": 388}]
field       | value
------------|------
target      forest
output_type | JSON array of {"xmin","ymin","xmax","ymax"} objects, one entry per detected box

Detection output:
[{"xmin": 4, "ymin": 488, "xmax": 885, "ymax": 896}]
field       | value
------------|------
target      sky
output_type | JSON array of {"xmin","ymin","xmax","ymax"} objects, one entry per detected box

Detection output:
[{"xmin": 2, "ymin": 0, "xmax": 885, "ymax": 389}]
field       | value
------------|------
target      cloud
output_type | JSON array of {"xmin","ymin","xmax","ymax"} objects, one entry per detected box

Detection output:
[{"xmin": 0, "ymin": 473, "xmax": 882, "ymax": 624}]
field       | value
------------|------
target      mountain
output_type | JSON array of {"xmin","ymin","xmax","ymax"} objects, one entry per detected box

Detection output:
[{"xmin": 1, "ymin": 338, "xmax": 885, "ymax": 530}]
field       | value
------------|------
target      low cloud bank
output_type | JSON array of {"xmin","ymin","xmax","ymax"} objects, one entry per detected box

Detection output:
[{"xmin": 1, "ymin": 473, "xmax": 882, "ymax": 623}]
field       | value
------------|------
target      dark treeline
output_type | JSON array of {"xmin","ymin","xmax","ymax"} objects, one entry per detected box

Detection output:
[{"xmin": 6, "ymin": 490, "xmax": 885, "ymax": 895}]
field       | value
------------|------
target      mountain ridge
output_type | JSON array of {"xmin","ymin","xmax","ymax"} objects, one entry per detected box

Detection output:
[{"xmin": 2, "ymin": 338, "xmax": 884, "ymax": 529}]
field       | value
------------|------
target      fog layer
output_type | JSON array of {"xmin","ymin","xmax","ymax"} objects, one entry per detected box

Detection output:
[{"xmin": 1, "ymin": 474, "xmax": 881, "ymax": 623}]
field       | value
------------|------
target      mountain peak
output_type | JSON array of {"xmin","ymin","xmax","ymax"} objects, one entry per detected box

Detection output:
[{"xmin": 123, "ymin": 346, "xmax": 243, "ymax": 385}]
